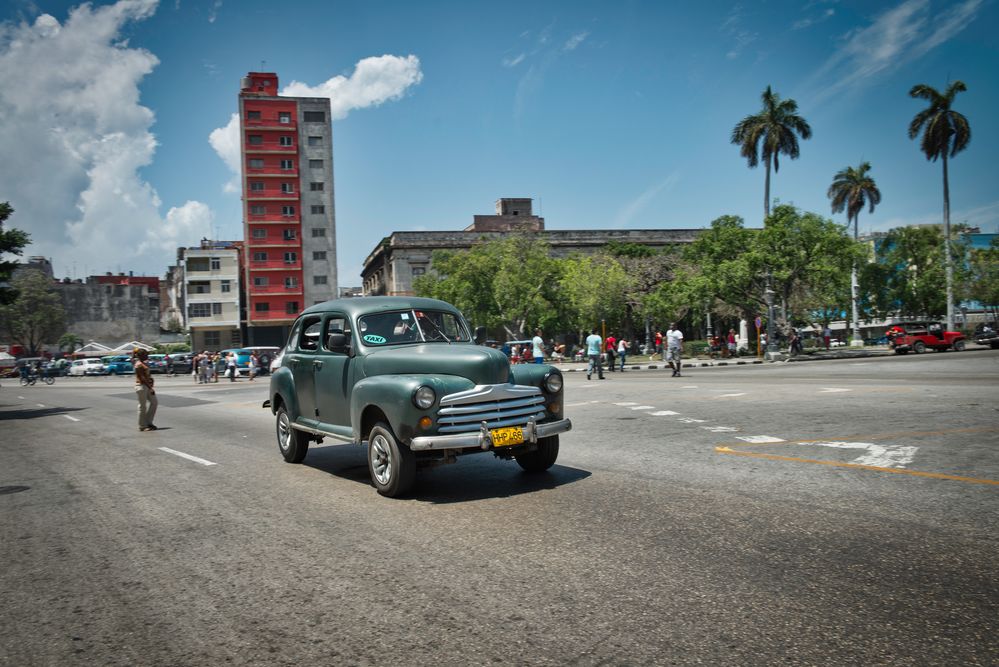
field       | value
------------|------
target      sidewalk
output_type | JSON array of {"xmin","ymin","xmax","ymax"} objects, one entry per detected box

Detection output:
[{"xmin": 554, "ymin": 346, "xmax": 896, "ymax": 374}]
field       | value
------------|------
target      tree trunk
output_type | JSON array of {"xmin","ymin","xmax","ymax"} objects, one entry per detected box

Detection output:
[
  {"xmin": 942, "ymin": 152, "xmax": 954, "ymax": 331},
  {"xmin": 851, "ymin": 213, "xmax": 861, "ymax": 344},
  {"xmin": 764, "ymin": 158, "xmax": 772, "ymax": 220}
]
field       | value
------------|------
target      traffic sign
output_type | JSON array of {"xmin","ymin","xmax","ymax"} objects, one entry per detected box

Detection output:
[{"xmin": 754, "ymin": 316, "xmax": 762, "ymax": 329}]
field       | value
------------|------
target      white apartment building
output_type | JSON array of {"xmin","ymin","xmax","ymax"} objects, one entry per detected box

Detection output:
[{"xmin": 182, "ymin": 242, "xmax": 242, "ymax": 351}]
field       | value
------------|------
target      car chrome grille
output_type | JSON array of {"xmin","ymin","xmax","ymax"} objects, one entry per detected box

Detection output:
[{"xmin": 437, "ymin": 384, "xmax": 546, "ymax": 433}]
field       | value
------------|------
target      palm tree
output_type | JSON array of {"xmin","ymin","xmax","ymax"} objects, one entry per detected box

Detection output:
[
  {"xmin": 908, "ymin": 80, "xmax": 971, "ymax": 331},
  {"xmin": 828, "ymin": 162, "xmax": 881, "ymax": 345},
  {"xmin": 731, "ymin": 85, "xmax": 812, "ymax": 219},
  {"xmin": 58, "ymin": 333, "xmax": 83, "ymax": 355}
]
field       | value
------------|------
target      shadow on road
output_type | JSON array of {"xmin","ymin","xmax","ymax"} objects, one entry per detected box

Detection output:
[
  {"xmin": 303, "ymin": 442, "xmax": 591, "ymax": 503},
  {"xmin": 0, "ymin": 405, "xmax": 88, "ymax": 421}
]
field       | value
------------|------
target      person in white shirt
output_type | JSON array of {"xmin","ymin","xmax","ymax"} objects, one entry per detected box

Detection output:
[
  {"xmin": 531, "ymin": 328, "xmax": 545, "ymax": 364},
  {"xmin": 666, "ymin": 322, "xmax": 684, "ymax": 377}
]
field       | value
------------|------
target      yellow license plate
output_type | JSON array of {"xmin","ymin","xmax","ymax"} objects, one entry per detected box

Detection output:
[{"xmin": 490, "ymin": 426, "xmax": 524, "ymax": 447}]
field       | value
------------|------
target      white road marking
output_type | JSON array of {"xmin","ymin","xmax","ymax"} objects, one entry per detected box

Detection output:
[
  {"xmin": 737, "ymin": 435, "xmax": 786, "ymax": 443},
  {"xmin": 704, "ymin": 426, "xmax": 738, "ymax": 432},
  {"xmin": 630, "ymin": 405, "xmax": 656, "ymax": 410},
  {"xmin": 614, "ymin": 402, "xmax": 638, "ymax": 406},
  {"xmin": 565, "ymin": 400, "xmax": 600, "ymax": 407},
  {"xmin": 820, "ymin": 388, "xmax": 851, "ymax": 393},
  {"xmin": 649, "ymin": 410, "xmax": 679, "ymax": 416},
  {"xmin": 157, "ymin": 447, "xmax": 218, "ymax": 467},
  {"xmin": 808, "ymin": 441, "xmax": 918, "ymax": 468},
  {"xmin": 677, "ymin": 417, "xmax": 707, "ymax": 423},
  {"xmin": 18, "ymin": 396, "xmax": 24, "ymax": 399},
  {"xmin": 36, "ymin": 403, "xmax": 45, "ymax": 408},
  {"xmin": 681, "ymin": 386, "xmax": 698, "ymax": 389},
  {"xmin": 63, "ymin": 415, "xmax": 80, "ymax": 422},
  {"xmin": 714, "ymin": 393, "xmax": 746, "ymax": 399}
]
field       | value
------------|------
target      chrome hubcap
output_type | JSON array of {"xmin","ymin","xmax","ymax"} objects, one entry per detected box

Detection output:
[
  {"xmin": 370, "ymin": 434, "xmax": 392, "ymax": 485},
  {"xmin": 277, "ymin": 413, "xmax": 291, "ymax": 452}
]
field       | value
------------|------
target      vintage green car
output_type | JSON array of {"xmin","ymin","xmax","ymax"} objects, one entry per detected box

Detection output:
[{"xmin": 265, "ymin": 296, "xmax": 572, "ymax": 497}]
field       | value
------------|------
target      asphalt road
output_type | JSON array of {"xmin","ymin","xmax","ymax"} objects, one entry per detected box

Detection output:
[{"xmin": 2, "ymin": 350, "xmax": 997, "ymax": 666}]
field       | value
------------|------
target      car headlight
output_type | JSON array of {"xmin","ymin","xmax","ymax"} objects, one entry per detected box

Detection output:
[
  {"xmin": 544, "ymin": 371, "xmax": 563, "ymax": 394},
  {"xmin": 413, "ymin": 385, "xmax": 436, "ymax": 410}
]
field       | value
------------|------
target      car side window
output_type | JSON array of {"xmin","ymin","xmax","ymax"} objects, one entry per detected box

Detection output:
[
  {"xmin": 298, "ymin": 316, "xmax": 322, "ymax": 351},
  {"xmin": 322, "ymin": 315, "xmax": 350, "ymax": 351}
]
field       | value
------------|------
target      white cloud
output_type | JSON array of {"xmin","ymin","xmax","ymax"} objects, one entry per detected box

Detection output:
[
  {"xmin": 720, "ymin": 5, "xmax": 758, "ymax": 60},
  {"xmin": 613, "ymin": 173, "xmax": 680, "ymax": 228},
  {"xmin": 563, "ymin": 31, "xmax": 589, "ymax": 51},
  {"xmin": 139, "ymin": 200, "xmax": 215, "ymax": 255},
  {"xmin": 502, "ymin": 53, "xmax": 526, "ymax": 67},
  {"xmin": 209, "ymin": 55, "xmax": 423, "ymax": 190},
  {"xmin": 792, "ymin": 8, "xmax": 835, "ymax": 30},
  {"xmin": 281, "ymin": 54, "xmax": 423, "ymax": 121},
  {"xmin": 802, "ymin": 0, "xmax": 983, "ymax": 105},
  {"xmin": 0, "ymin": 0, "xmax": 203, "ymax": 278}
]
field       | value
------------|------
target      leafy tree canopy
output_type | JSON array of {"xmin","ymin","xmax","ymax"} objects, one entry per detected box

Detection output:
[
  {"xmin": 0, "ymin": 202, "xmax": 31, "ymax": 306},
  {"xmin": 0, "ymin": 269, "xmax": 66, "ymax": 356}
]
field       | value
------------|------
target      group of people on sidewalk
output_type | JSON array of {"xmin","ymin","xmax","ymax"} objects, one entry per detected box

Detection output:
[{"xmin": 584, "ymin": 323, "xmax": 685, "ymax": 379}]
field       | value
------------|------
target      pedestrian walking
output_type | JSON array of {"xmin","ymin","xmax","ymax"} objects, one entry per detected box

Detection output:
[
  {"xmin": 605, "ymin": 332, "xmax": 617, "ymax": 372},
  {"xmin": 617, "ymin": 337, "xmax": 627, "ymax": 371},
  {"xmin": 532, "ymin": 328, "xmax": 545, "ymax": 364},
  {"xmin": 823, "ymin": 325, "xmax": 832, "ymax": 350},
  {"xmin": 666, "ymin": 322, "xmax": 684, "ymax": 377},
  {"xmin": 586, "ymin": 328, "xmax": 605, "ymax": 380},
  {"xmin": 726, "ymin": 329, "xmax": 738, "ymax": 358},
  {"xmin": 198, "ymin": 352, "xmax": 212, "ymax": 384},
  {"xmin": 248, "ymin": 352, "xmax": 259, "ymax": 381},
  {"xmin": 133, "ymin": 349, "xmax": 158, "ymax": 432},
  {"xmin": 226, "ymin": 351, "xmax": 238, "ymax": 382}
]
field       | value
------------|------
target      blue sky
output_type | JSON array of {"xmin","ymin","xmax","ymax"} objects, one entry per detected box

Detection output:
[{"xmin": 1, "ymin": 0, "xmax": 996, "ymax": 285}]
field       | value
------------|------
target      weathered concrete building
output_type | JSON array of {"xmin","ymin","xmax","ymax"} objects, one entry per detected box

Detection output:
[
  {"xmin": 361, "ymin": 198, "xmax": 701, "ymax": 296},
  {"xmin": 180, "ymin": 241, "xmax": 242, "ymax": 351},
  {"xmin": 56, "ymin": 273, "xmax": 161, "ymax": 344}
]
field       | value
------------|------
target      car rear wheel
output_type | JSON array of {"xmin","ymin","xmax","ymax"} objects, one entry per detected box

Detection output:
[
  {"xmin": 953, "ymin": 340, "xmax": 966, "ymax": 351},
  {"xmin": 913, "ymin": 341, "xmax": 926, "ymax": 354},
  {"xmin": 515, "ymin": 435, "xmax": 559, "ymax": 473},
  {"xmin": 367, "ymin": 423, "xmax": 416, "ymax": 497},
  {"xmin": 276, "ymin": 405, "xmax": 309, "ymax": 463}
]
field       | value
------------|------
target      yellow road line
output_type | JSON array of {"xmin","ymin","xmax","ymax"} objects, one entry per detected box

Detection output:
[{"xmin": 714, "ymin": 446, "xmax": 999, "ymax": 486}]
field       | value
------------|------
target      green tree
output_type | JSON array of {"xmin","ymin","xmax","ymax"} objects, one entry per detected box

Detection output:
[
  {"xmin": 414, "ymin": 240, "xmax": 503, "ymax": 331},
  {"xmin": 828, "ymin": 161, "xmax": 882, "ymax": 343},
  {"xmin": 0, "ymin": 270, "xmax": 66, "ymax": 356},
  {"xmin": 0, "ymin": 202, "xmax": 31, "ymax": 305},
  {"xmin": 558, "ymin": 253, "xmax": 629, "ymax": 342},
  {"xmin": 58, "ymin": 333, "xmax": 84, "ymax": 355},
  {"xmin": 965, "ymin": 238, "xmax": 999, "ymax": 323},
  {"xmin": 908, "ymin": 80, "xmax": 971, "ymax": 330},
  {"xmin": 864, "ymin": 225, "xmax": 971, "ymax": 320},
  {"xmin": 605, "ymin": 242, "xmax": 681, "ymax": 341},
  {"xmin": 731, "ymin": 86, "xmax": 812, "ymax": 219}
]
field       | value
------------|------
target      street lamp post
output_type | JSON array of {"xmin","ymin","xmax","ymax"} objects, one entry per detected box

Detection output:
[
  {"xmin": 705, "ymin": 301, "xmax": 713, "ymax": 340},
  {"xmin": 764, "ymin": 286, "xmax": 777, "ymax": 360}
]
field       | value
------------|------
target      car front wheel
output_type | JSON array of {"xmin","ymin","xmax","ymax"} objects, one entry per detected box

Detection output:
[
  {"xmin": 367, "ymin": 423, "xmax": 416, "ymax": 497},
  {"xmin": 515, "ymin": 435, "xmax": 559, "ymax": 473},
  {"xmin": 913, "ymin": 341, "xmax": 926, "ymax": 354},
  {"xmin": 953, "ymin": 340, "xmax": 966, "ymax": 351},
  {"xmin": 276, "ymin": 405, "xmax": 309, "ymax": 463}
]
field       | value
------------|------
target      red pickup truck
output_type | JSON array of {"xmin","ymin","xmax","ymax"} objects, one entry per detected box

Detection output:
[{"xmin": 886, "ymin": 321, "xmax": 967, "ymax": 354}]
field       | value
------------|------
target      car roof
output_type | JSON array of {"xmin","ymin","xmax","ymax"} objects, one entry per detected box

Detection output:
[{"xmin": 300, "ymin": 296, "xmax": 461, "ymax": 319}]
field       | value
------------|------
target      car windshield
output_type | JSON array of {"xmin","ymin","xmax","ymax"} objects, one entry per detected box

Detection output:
[{"xmin": 357, "ymin": 309, "xmax": 470, "ymax": 346}]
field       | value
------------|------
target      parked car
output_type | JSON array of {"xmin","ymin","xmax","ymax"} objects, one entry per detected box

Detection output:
[
  {"xmin": 220, "ymin": 346, "xmax": 281, "ymax": 376},
  {"xmin": 972, "ymin": 322, "xmax": 999, "ymax": 349},
  {"xmin": 147, "ymin": 354, "xmax": 168, "ymax": 374},
  {"xmin": 165, "ymin": 352, "xmax": 194, "ymax": 374},
  {"xmin": 265, "ymin": 297, "xmax": 572, "ymax": 497},
  {"xmin": 69, "ymin": 358, "xmax": 105, "ymax": 376},
  {"xmin": 886, "ymin": 321, "xmax": 967, "ymax": 354},
  {"xmin": 103, "ymin": 355, "xmax": 135, "ymax": 374}
]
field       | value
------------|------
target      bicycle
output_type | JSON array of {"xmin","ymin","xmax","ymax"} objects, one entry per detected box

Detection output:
[{"xmin": 19, "ymin": 372, "xmax": 54, "ymax": 386}]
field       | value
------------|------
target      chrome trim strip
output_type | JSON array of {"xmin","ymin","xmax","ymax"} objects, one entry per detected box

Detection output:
[
  {"xmin": 291, "ymin": 422, "xmax": 355, "ymax": 443},
  {"xmin": 438, "ymin": 410, "xmax": 547, "ymax": 433},
  {"xmin": 439, "ymin": 384, "xmax": 542, "ymax": 406},
  {"xmin": 409, "ymin": 418, "xmax": 572, "ymax": 452}
]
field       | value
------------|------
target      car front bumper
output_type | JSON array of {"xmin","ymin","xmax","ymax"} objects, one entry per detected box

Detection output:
[{"xmin": 410, "ymin": 417, "xmax": 572, "ymax": 452}]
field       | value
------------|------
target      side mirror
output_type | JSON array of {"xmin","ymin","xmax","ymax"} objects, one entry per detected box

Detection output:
[
  {"xmin": 327, "ymin": 333, "xmax": 353, "ymax": 356},
  {"xmin": 474, "ymin": 326, "xmax": 487, "ymax": 345}
]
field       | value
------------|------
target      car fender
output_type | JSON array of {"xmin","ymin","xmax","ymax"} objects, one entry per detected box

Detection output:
[
  {"xmin": 350, "ymin": 374, "xmax": 474, "ymax": 444},
  {"xmin": 268, "ymin": 365, "xmax": 300, "ymax": 418},
  {"xmin": 510, "ymin": 363, "xmax": 565, "ymax": 417}
]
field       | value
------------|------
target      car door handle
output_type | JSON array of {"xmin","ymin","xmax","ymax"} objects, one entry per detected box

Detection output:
[{"xmin": 313, "ymin": 360, "xmax": 323, "ymax": 369}]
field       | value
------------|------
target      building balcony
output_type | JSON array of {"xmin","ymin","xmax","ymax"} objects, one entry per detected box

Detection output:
[
  {"xmin": 243, "ymin": 120, "xmax": 297, "ymax": 130},
  {"xmin": 246, "ymin": 216, "xmax": 302, "ymax": 224},
  {"xmin": 246, "ymin": 237, "xmax": 301, "ymax": 246},
  {"xmin": 245, "ymin": 167, "xmax": 298, "ymax": 177},
  {"xmin": 245, "ymin": 193, "xmax": 299, "ymax": 201},
  {"xmin": 250, "ymin": 259, "xmax": 302, "ymax": 270},
  {"xmin": 248, "ymin": 311, "xmax": 296, "ymax": 323},
  {"xmin": 249, "ymin": 284, "xmax": 303, "ymax": 295},
  {"xmin": 244, "ymin": 142, "xmax": 296, "ymax": 153}
]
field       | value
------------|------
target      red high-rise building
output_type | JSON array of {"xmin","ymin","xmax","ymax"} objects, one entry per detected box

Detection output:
[{"xmin": 239, "ymin": 72, "xmax": 338, "ymax": 345}]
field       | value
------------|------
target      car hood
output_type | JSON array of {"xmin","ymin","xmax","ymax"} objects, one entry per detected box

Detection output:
[{"xmin": 360, "ymin": 344, "xmax": 510, "ymax": 385}]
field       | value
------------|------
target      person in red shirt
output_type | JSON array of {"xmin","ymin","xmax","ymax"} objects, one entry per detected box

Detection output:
[{"xmin": 605, "ymin": 333, "xmax": 617, "ymax": 372}]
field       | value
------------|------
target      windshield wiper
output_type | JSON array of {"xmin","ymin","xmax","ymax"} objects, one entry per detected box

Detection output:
[{"xmin": 419, "ymin": 315, "xmax": 452, "ymax": 343}]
